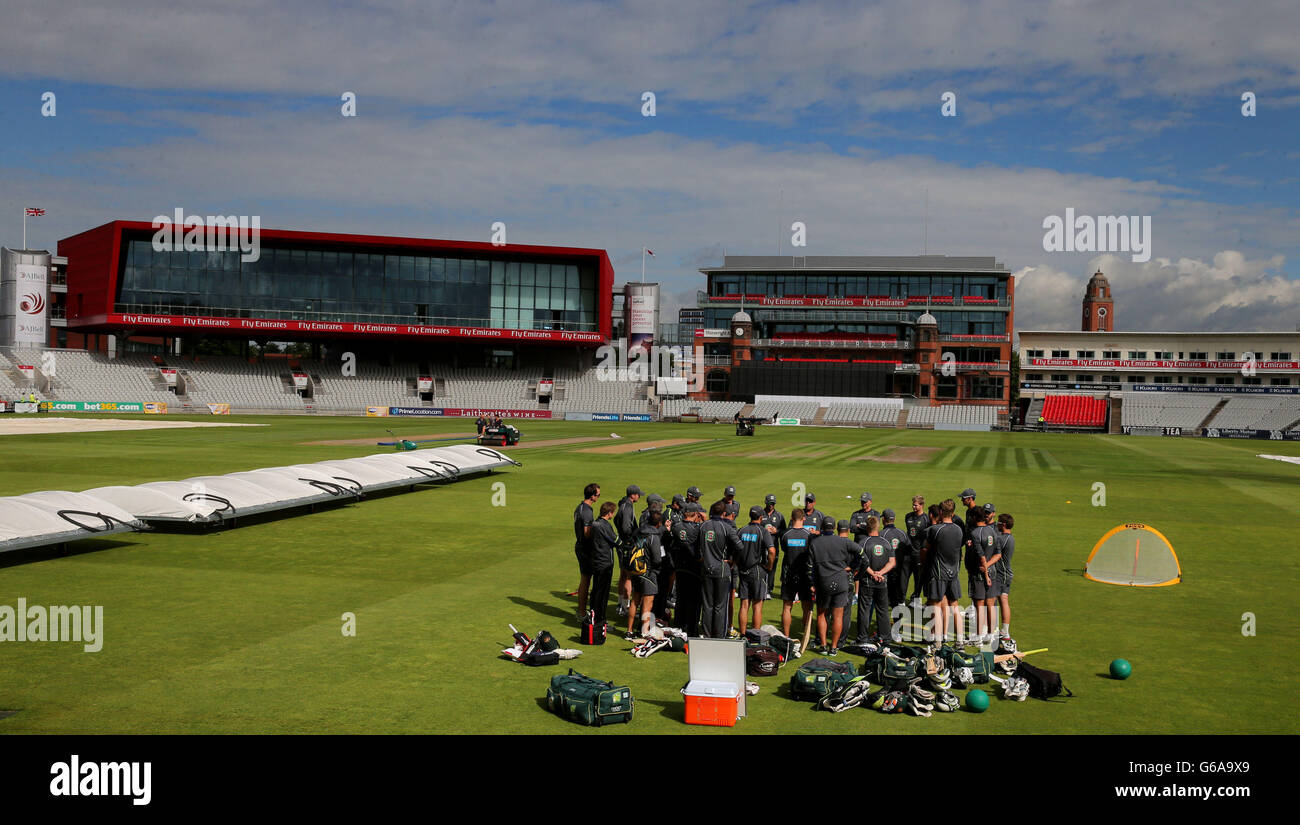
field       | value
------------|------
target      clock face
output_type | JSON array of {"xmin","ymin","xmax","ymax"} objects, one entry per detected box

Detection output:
[
  {"xmin": 734, "ymin": 327, "xmax": 745, "ymax": 336},
  {"xmin": 1097, "ymin": 307, "xmax": 1108, "ymax": 317}
]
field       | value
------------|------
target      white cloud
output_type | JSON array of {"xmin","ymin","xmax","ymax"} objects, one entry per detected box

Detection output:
[{"xmin": 1015, "ymin": 251, "xmax": 1300, "ymax": 334}]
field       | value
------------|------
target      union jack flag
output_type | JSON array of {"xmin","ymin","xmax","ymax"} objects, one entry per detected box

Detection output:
[{"xmin": 25, "ymin": 207, "xmax": 45, "ymax": 216}]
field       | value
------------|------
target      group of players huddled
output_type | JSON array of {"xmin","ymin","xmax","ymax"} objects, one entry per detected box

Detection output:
[{"xmin": 572, "ymin": 484, "xmax": 1017, "ymax": 655}]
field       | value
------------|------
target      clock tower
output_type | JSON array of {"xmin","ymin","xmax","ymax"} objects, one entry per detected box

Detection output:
[
  {"xmin": 730, "ymin": 310, "xmax": 753, "ymax": 362},
  {"xmin": 1082, "ymin": 269, "xmax": 1114, "ymax": 332}
]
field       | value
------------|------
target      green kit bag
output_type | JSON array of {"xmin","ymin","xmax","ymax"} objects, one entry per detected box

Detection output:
[
  {"xmin": 546, "ymin": 669, "xmax": 634, "ymax": 726},
  {"xmin": 789, "ymin": 658, "xmax": 860, "ymax": 701}
]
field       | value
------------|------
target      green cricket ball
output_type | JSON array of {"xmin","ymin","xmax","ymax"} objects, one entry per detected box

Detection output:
[
  {"xmin": 966, "ymin": 688, "xmax": 990, "ymax": 712},
  {"xmin": 1110, "ymin": 658, "xmax": 1132, "ymax": 680}
]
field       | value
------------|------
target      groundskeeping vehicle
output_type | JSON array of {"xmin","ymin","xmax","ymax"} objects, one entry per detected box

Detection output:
[{"xmin": 478, "ymin": 423, "xmax": 521, "ymax": 446}]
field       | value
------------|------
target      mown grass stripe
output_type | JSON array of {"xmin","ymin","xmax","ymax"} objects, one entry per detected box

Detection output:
[
  {"xmin": 1039, "ymin": 449, "xmax": 1064, "ymax": 471},
  {"xmin": 937, "ymin": 445, "xmax": 971, "ymax": 469}
]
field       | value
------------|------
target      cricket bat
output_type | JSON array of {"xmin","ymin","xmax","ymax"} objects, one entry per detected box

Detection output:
[
  {"xmin": 799, "ymin": 603, "xmax": 815, "ymax": 655},
  {"xmin": 993, "ymin": 647, "xmax": 1047, "ymax": 663}
]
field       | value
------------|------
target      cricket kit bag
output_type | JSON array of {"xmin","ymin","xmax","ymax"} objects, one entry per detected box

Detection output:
[
  {"xmin": 861, "ymin": 651, "xmax": 919, "ymax": 688},
  {"xmin": 789, "ymin": 658, "xmax": 860, "ymax": 701},
  {"xmin": 745, "ymin": 644, "xmax": 783, "ymax": 677},
  {"xmin": 1014, "ymin": 659, "xmax": 1072, "ymax": 700},
  {"xmin": 546, "ymin": 669, "xmax": 634, "ymax": 726},
  {"xmin": 535, "ymin": 630, "xmax": 559, "ymax": 653},
  {"xmin": 744, "ymin": 628, "xmax": 772, "ymax": 647},
  {"xmin": 768, "ymin": 634, "xmax": 801, "ymax": 661},
  {"xmin": 939, "ymin": 646, "xmax": 990, "ymax": 685},
  {"xmin": 581, "ymin": 611, "xmax": 606, "ymax": 645}
]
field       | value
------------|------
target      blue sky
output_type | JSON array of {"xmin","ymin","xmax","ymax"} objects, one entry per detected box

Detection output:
[{"xmin": 2, "ymin": 0, "xmax": 1298, "ymax": 331}]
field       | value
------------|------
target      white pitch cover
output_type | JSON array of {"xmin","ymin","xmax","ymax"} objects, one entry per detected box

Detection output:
[
  {"xmin": 0, "ymin": 498, "xmax": 83, "ymax": 542},
  {"xmin": 83, "ymin": 485, "xmax": 221, "ymax": 522}
]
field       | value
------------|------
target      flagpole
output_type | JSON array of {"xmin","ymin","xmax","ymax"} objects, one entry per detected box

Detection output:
[
  {"xmin": 22, "ymin": 209, "xmax": 27, "ymax": 250},
  {"xmin": 641, "ymin": 247, "xmax": 646, "ymax": 283}
]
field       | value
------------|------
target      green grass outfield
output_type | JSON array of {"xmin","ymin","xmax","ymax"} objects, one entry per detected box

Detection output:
[{"xmin": 1, "ymin": 414, "xmax": 1296, "ymax": 734}]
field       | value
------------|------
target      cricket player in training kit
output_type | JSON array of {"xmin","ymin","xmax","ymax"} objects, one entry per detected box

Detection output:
[
  {"xmin": 615, "ymin": 485, "xmax": 642, "ymax": 618},
  {"xmin": 966, "ymin": 503, "xmax": 999, "ymax": 643},
  {"xmin": 994, "ymin": 514, "xmax": 1016, "ymax": 641},
  {"xmin": 903, "ymin": 496, "xmax": 929, "ymax": 604},
  {"xmin": 779, "ymin": 509, "xmax": 813, "ymax": 638},
  {"xmin": 925, "ymin": 499, "xmax": 964, "ymax": 644},
  {"xmin": 588, "ymin": 501, "xmax": 620, "ymax": 629},
  {"xmin": 916, "ymin": 501, "xmax": 943, "ymax": 611},
  {"xmin": 807, "ymin": 515, "xmax": 857, "ymax": 656},
  {"xmin": 848, "ymin": 492, "xmax": 880, "ymax": 542},
  {"xmin": 853, "ymin": 516, "xmax": 895, "ymax": 645},
  {"xmin": 572, "ymin": 483, "xmax": 601, "ymax": 619},
  {"xmin": 802, "ymin": 493, "xmax": 826, "ymax": 537},
  {"xmin": 627, "ymin": 510, "xmax": 665, "ymax": 640},
  {"xmin": 697, "ymin": 501, "xmax": 743, "ymax": 638},
  {"xmin": 672, "ymin": 503, "xmax": 706, "ymax": 636},
  {"xmin": 735, "ymin": 506, "xmax": 776, "ymax": 635},
  {"xmin": 835, "ymin": 519, "xmax": 864, "ymax": 648},
  {"xmin": 880, "ymin": 508, "xmax": 913, "ymax": 608},
  {"xmin": 722, "ymin": 486, "xmax": 740, "ymax": 519},
  {"xmin": 957, "ymin": 487, "xmax": 977, "ymax": 540},
  {"xmin": 760, "ymin": 494, "xmax": 786, "ymax": 598}
]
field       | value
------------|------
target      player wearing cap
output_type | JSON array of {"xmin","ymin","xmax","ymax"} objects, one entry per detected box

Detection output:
[
  {"xmin": 779, "ymin": 509, "xmax": 813, "ymax": 638},
  {"xmin": 853, "ymin": 516, "xmax": 895, "ymax": 646},
  {"xmin": 806, "ymin": 515, "xmax": 857, "ymax": 656},
  {"xmin": 697, "ymin": 501, "xmax": 743, "ymax": 638},
  {"xmin": 671, "ymin": 503, "xmax": 706, "ymax": 636},
  {"xmin": 801, "ymin": 493, "xmax": 826, "ymax": 537},
  {"xmin": 759, "ymin": 494, "xmax": 786, "ymax": 599},
  {"xmin": 879, "ymin": 509, "xmax": 913, "ymax": 610},
  {"xmin": 993, "ymin": 514, "xmax": 1016, "ymax": 641},
  {"xmin": 685, "ymin": 485, "xmax": 703, "ymax": 507},
  {"xmin": 615, "ymin": 485, "xmax": 643, "ymax": 618},
  {"xmin": 722, "ymin": 486, "xmax": 740, "ymax": 520},
  {"xmin": 639, "ymin": 493, "xmax": 666, "ymax": 529},
  {"xmin": 966, "ymin": 504, "xmax": 999, "ymax": 643},
  {"xmin": 958, "ymin": 488, "xmax": 977, "ymax": 541},
  {"xmin": 572, "ymin": 483, "xmax": 601, "ymax": 620},
  {"xmin": 588, "ymin": 501, "xmax": 620, "ymax": 630},
  {"xmin": 903, "ymin": 496, "xmax": 929, "ymax": 604},
  {"xmin": 848, "ymin": 492, "xmax": 880, "ymax": 543},
  {"xmin": 735, "ymin": 506, "xmax": 776, "ymax": 635},
  {"xmin": 925, "ymin": 499, "xmax": 964, "ymax": 644}
]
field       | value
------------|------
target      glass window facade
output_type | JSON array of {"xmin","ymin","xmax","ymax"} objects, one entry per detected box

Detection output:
[
  {"xmin": 699, "ymin": 308, "xmax": 1005, "ymax": 336},
  {"xmin": 708, "ymin": 272, "xmax": 1007, "ymax": 301},
  {"xmin": 116, "ymin": 239, "xmax": 600, "ymax": 331}
]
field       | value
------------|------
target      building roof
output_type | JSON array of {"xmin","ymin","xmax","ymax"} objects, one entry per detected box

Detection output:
[
  {"xmin": 732, "ymin": 310, "xmax": 752, "ymax": 323},
  {"xmin": 700, "ymin": 254, "xmax": 1009, "ymax": 274}
]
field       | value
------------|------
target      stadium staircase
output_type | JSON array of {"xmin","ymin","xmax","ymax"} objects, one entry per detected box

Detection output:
[
  {"xmin": 897, "ymin": 408, "xmax": 909, "ymax": 428},
  {"xmin": 738, "ymin": 403, "xmax": 755, "ymax": 417},
  {"xmin": 1196, "ymin": 399, "xmax": 1230, "ymax": 431},
  {"xmin": 1108, "ymin": 395, "xmax": 1123, "ymax": 434},
  {"xmin": 1026, "ymin": 396, "xmax": 1044, "ymax": 427},
  {"xmin": 811, "ymin": 406, "xmax": 828, "ymax": 425}
]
